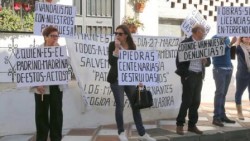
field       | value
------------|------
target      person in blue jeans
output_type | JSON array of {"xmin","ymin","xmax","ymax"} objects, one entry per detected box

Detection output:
[
  {"xmin": 212, "ymin": 35, "xmax": 237, "ymax": 127},
  {"xmin": 107, "ymin": 25, "xmax": 155, "ymax": 141},
  {"xmin": 235, "ymin": 37, "xmax": 250, "ymax": 120}
]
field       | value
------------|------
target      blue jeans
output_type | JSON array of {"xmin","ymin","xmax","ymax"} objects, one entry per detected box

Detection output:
[
  {"xmin": 235, "ymin": 72, "xmax": 250, "ymax": 104},
  {"xmin": 110, "ymin": 82, "xmax": 145, "ymax": 136},
  {"xmin": 213, "ymin": 67, "xmax": 232, "ymax": 120}
]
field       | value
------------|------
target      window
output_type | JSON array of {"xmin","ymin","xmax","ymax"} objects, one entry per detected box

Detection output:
[
  {"xmin": 86, "ymin": 0, "xmax": 112, "ymax": 17},
  {"xmin": 0, "ymin": 0, "xmax": 37, "ymax": 32},
  {"xmin": 221, "ymin": 1, "xmax": 224, "ymax": 6},
  {"xmin": 204, "ymin": 5, "xmax": 207, "ymax": 10},
  {"xmin": 74, "ymin": 0, "xmax": 82, "ymax": 15},
  {"xmin": 182, "ymin": 3, "xmax": 186, "ymax": 9},
  {"xmin": 209, "ymin": 11, "xmax": 213, "ymax": 16},
  {"xmin": 209, "ymin": 0, "xmax": 213, "ymax": 6},
  {"xmin": 199, "ymin": 0, "xmax": 202, "ymax": 5},
  {"xmin": 171, "ymin": 2, "xmax": 175, "ymax": 8}
]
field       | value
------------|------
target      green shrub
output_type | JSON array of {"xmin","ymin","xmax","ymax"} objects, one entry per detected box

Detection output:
[{"xmin": 0, "ymin": 7, "xmax": 34, "ymax": 32}]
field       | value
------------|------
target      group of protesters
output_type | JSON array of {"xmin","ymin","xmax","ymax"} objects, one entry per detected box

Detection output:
[
  {"xmin": 175, "ymin": 24, "xmax": 250, "ymax": 135},
  {"xmin": 29, "ymin": 23, "xmax": 250, "ymax": 141}
]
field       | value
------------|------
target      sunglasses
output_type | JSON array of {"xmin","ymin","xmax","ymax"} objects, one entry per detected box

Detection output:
[
  {"xmin": 49, "ymin": 34, "xmax": 60, "ymax": 38},
  {"xmin": 114, "ymin": 32, "xmax": 126, "ymax": 36}
]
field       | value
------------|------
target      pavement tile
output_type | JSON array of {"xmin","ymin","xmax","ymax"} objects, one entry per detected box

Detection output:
[
  {"xmin": 4, "ymin": 101, "xmax": 250, "ymax": 141},
  {"xmin": 95, "ymin": 135, "xmax": 119, "ymax": 141},
  {"xmin": 62, "ymin": 136, "xmax": 92, "ymax": 141},
  {"xmin": 0, "ymin": 135, "xmax": 33, "ymax": 141},
  {"xmin": 98, "ymin": 129, "xmax": 118, "ymax": 135},
  {"xmin": 67, "ymin": 128, "xmax": 96, "ymax": 136}
]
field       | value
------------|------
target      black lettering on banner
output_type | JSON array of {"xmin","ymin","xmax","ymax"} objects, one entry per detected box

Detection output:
[
  {"xmin": 119, "ymin": 62, "xmax": 159, "ymax": 72},
  {"xmin": 40, "ymin": 24, "xmax": 74, "ymax": 36},
  {"xmin": 182, "ymin": 17, "xmax": 196, "ymax": 33},
  {"xmin": 36, "ymin": 2, "xmax": 73, "ymax": 15},
  {"xmin": 35, "ymin": 13, "xmax": 74, "ymax": 25},
  {"xmin": 148, "ymin": 84, "xmax": 173, "ymax": 95},
  {"xmin": 120, "ymin": 68, "xmax": 167, "ymax": 83},
  {"xmin": 74, "ymin": 42, "xmax": 108, "ymax": 55},
  {"xmin": 16, "ymin": 59, "xmax": 68, "ymax": 71},
  {"xmin": 135, "ymin": 37, "xmax": 181, "ymax": 48},
  {"xmin": 158, "ymin": 49, "xmax": 177, "ymax": 59},
  {"xmin": 16, "ymin": 47, "xmax": 68, "ymax": 86},
  {"xmin": 45, "ymin": 71, "xmax": 69, "ymax": 82},
  {"xmin": 80, "ymin": 57, "xmax": 108, "ymax": 68},
  {"xmin": 17, "ymin": 72, "xmax": 45, "ymax": 83},
  {"xmin": 83, "ymin": 84, "xmax": 100, "ymax": 95},
  {"xmin": 87, "ymin": 96, "xmax": 111, "ymax": 106},
  {"xmin": 80, "ymin": 34, "xmax": 114, "ymax": 43},
  {"xmin": 119, "ymin": 51, "xmax": 155, "ymax": 61},
  {"xmin": 121, "ymin": 72, "xmax": 159, "ymax": 83},
  {"xmin": 221, "ymin": 7, "xmax": 242, "ymax": 15},
  {"xmin": 93, "ymin": 70, "xmax": 108, "ymax": 81},
  {"xmin": 15, "ymin": 47, "xmax": 64, "ymax": 60},
  {"xmin": 103, "ymin": 86, "xmax": 112, "ymax": 95},
  {"xmin": 152, "ymin": 96, "xmax": 175, "ymax": 108},
  {"xmin": 179, "ymin": 38, "xmax": 225, "ymax": 61}
]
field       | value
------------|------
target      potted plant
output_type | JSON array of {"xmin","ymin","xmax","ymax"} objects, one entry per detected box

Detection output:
[
  {"xmin": 122, "ymin": 16, "xmax": 144, "ymax": 33},
  {"xmin": 22, "ymin": 3, "xmax": 31, "ymax": 12},
  {"xmin": 131, "ymin": 0, "xmax": 149, "ymax": 13},
  {"xmin": 14, "ymin": 1, "xmax": 22, "ymax": 11}
]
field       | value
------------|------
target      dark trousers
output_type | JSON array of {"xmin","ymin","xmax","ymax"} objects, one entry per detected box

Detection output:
[
  {"xmin": 110, "ymin": 82, "xmax": 145, "ymax": 136},
  {"xmin": 35, "ymin": 85, "xmax": 63, "ymax": 141},
  {"xmin": 176, "ymin": 72, "xmax": 203, "ymax": 127}
]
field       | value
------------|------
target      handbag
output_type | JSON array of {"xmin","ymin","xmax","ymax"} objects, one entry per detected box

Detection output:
[{"xmin": 132, "ymin": 86, "xmax": 153, "ymax": 109}]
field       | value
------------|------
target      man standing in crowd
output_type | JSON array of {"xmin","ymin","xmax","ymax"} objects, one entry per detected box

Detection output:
[
  {"xmin": 212, "ymin": 35, "xmax": 237, "ymax": 127},
  {"xmin": 175, "ymin": 24, "xmax": 211, "ymax": 135}
]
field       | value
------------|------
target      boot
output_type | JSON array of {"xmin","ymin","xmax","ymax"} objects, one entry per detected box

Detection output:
[{"xmin": 236, "ymin": 104, "xmax": 244, "ymax": 120}]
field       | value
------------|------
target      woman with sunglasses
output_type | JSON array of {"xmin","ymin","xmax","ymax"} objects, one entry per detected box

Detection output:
[
  {"xmin": 30, "ymin": 26, "xmax": 64, "ymax": 141},
  {"xmin": 107, "ymin": 25, "xmax": 155, "ymax": 141}
]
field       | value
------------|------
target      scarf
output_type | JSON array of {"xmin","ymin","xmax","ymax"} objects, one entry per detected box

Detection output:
[{"xmin": 240, "ymin": 43, "xmax": 250, "ymax": 72}]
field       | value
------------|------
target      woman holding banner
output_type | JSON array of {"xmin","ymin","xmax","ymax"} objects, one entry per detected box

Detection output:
[
  {"xmin": 235, "ymin": 37, "xmax": 250, "ymax": 120},
  {"xmin": 30, "ymin": 26, "xmax": 64, "ymax": 141},
  {"xmin": 107, "ymin": 24, "xmax": 155, "ymax": 141}
]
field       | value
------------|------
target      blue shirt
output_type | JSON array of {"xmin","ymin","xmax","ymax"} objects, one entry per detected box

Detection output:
[{"xmin": 212, "ymin": 35, "xmax": 232, "ymax": 68}]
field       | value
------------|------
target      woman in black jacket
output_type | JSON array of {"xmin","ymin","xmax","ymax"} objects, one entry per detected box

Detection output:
[{"xmin": 107, "ymin": 25, "xmax": 155, "ymax": 141}]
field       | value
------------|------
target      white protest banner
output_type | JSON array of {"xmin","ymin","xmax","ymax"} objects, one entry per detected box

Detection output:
[
  {"xmin": 178, "ymin": 38, "xmax": 225, "ymax": 62},
  {"xmin": 181, "ymin": 9, "xmax": 210, "ymax": 36},
  {"xmin": 34, "ymin": 2, "xmax": 76, "ymax": 38},
  {"xmin": 133, "ymin": 35, "xmax": 182, "ymax": 108},
  {"xmin": 118, "ymin": 50, "xmax": 159, "ymax": 86},
  {"xmin": 217, "ymin": 7, "xmax": 250, "ymax": 36},
  {"xmin": 16, "ymin": 46, "xmax": 69, "ymax": 87},
  {"xmin": 66, "ymin": 34, "xmax": 115, "ymax": 107},
  {"xmin": 67, "ymin": 34, "xmax": 183, "ymax": 109}
]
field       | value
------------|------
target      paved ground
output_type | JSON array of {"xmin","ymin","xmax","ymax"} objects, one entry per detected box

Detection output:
[{"xmin": 1, "ymin": 101, "xmax": 250, "ymax": 141}]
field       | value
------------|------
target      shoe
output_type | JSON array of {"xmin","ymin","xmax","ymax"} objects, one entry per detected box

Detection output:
[
  {"xmin": 188, "ymin": 126, "xmax": 203, "ymax": 134},
  {"xmin": 118, "ymin": 132, "xmax": 128, "ymax": 141},
  {"xmin": 176, "ymin": 126, "xmax": 184, "ymax": 135},
  {"xmin": 139, "ymin": 133, "xmax": 156, "ymax": 141},
  {"xmin": 221, "ymin": 117, "xmax": 236, "ymax": 123},
  {"xmin": 236, "ymin": 104, "xmax": 245, "ymax": 120},
  {"xmin": 212, "ymin": 119, "xmax": 224, "ymax": 127}
]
